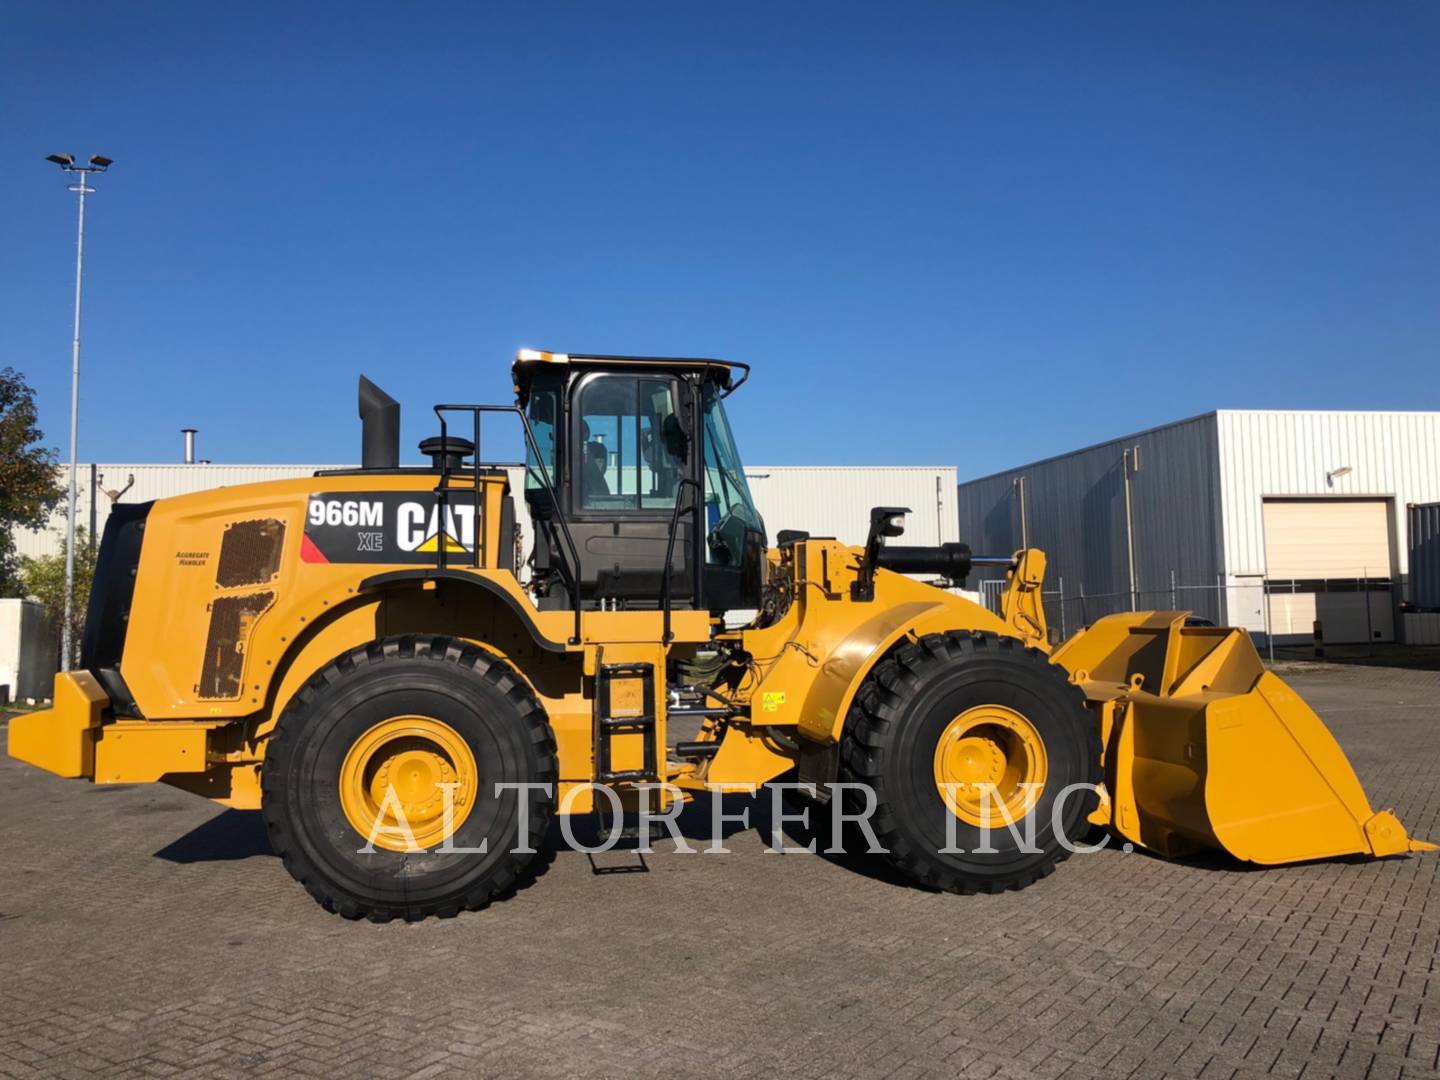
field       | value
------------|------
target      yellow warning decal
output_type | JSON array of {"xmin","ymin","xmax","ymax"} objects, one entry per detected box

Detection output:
[{"xmin": 761, "ymin": 691, "xmax": 786, "ymax": 713}]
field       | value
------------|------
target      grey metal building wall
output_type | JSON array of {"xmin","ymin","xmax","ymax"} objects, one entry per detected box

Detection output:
[
  {"xmin": 956, "ymin": 413, "xmax": 1226, "ymax": 627},
  {"xmin": 1409, "ymin": 502, "xmax": 1440, "ymax": 610}
]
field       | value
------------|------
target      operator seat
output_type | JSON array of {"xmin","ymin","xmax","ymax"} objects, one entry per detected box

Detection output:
[{"xmin": 583, "ymin": 441, "xmax": 610, "ymax": 503}]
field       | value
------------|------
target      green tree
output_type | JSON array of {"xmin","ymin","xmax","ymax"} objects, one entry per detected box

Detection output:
[
  {"xmin": 20, "ymin": 527, "xmax": 96, "ymax": 668},
  {"xmin": 1, "ymin": 367, "xmax": 65, "ymax": 595}
]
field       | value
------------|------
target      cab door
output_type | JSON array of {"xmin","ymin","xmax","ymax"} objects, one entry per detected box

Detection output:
[{"xmin": 565, "ymin": 371, "xmax": 697, "ymax": 607}]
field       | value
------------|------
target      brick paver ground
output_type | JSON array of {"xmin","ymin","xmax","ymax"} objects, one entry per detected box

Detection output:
[{"xmin": 2, "ymin": 665, "xmax": 1437, "ymax": 1079}]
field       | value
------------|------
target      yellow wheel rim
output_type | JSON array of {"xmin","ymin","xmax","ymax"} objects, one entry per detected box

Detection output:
[
  {"xmin": 932, "ymin": 705, "xmax": 1048, "ymax": 827},
  {"xmin": 339, "ymin": 715, "xmax": 478, "ymax": 852}
]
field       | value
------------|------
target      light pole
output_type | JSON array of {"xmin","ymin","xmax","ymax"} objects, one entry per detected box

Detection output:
[{"xmin": 46, "ymin": 152, "xmax": 113, "ymax": 670}]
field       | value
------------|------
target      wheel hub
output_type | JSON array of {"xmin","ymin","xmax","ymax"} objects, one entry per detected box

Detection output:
[
  {"xmin": 340, "ymin": 715, "xmax": 478, "ymax": 851},
  {"xmin": 933, "ymin": 705, "xmax": 1048, "ymax": 827}
]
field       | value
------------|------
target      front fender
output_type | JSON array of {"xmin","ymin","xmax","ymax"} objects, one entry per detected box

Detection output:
[{"xmin": 796, "ymin": 598, "xmax": 1013, "ymax": 744}]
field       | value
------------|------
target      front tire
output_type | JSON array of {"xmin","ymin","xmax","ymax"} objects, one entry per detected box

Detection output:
[
  {"xmin": 261, "ymin": 635, "xmax": 557, "ymax": 921},
  {"xmin": 840, "ymin": 632, "xmax": 1100, "ymax": 894}
]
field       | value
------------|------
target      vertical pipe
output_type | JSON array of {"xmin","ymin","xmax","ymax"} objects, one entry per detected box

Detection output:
[
  {"xmin": 60, "ymin": 177, "xmax": 88, "ymax": 672},
  {"xmin": 182, "ymin": 428, "xmax": 197, "ymax": 464},
  {"xmin": 1057, "ymin": 575, "xmax": 1066, "ymax": 640},
  {"xmin": 1265, "ymin": 576, "xmax": 1274, "ymax": 664},
  {"xmin": 436, "ymin": 413, "xmax": 450, "ymax": 572},
  {"xmin": 1296, "ymin": 576, "xmax": 1307, "ymax": 659},
  {"xmin": 1364, "ymin": 569, "xmax": 1374, "ymax": 655},
  {"xmin": 1170, "ymin": 567, "xmax": 1176, "ymax": 610},
  {"xmin": 473, "ymin": 409, "xmax": 482, "ymax": 569},
  {"xmin": 1122, "ymin": 448, "xmax": 1137, "ymax": 612},
  {"xmin": 1014, "ymin": 475, "xmax": 1029, "ymax": 549},
  {"xmin": 88, "ymin": 464, "xmax": 97, "ymax": 554}
]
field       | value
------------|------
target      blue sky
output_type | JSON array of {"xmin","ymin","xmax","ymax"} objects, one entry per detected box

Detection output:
[{"xmin": 2, "ymin": 3, "xmax": 1436, "ymax": 477}]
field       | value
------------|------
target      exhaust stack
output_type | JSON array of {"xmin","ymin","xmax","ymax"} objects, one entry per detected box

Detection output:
[
  {"xmin": 359, "ymin": 376, "xmax": 399, "ymax": 469},
  {"xmin": 181, "ymin": 428, "xmax": 197, "ymax": 464}
]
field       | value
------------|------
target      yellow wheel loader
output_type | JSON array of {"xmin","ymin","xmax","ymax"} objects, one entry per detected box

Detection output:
[{"xmin": 10, "ymin": 351, "xmax": 1432, "ymax": 920}]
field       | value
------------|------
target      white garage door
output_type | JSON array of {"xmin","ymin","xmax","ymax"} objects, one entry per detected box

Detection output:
[{"xmin": 1263, "ymin": 499, "xmax": 1394, "ymax": 643}]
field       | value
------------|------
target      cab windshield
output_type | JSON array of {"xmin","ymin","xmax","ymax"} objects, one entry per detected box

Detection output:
[{"xmin": 701, "ymin": 381, "xmax": 763, "ymax": 564}]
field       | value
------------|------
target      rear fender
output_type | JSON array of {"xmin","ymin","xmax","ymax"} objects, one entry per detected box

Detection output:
[
  {"xmin": 259, "ymin": 580, "xmax": 579, "ymax": 743},
  {"xmin": 184, "ymin": 583, "xmax": 585, "ymax": 809}
]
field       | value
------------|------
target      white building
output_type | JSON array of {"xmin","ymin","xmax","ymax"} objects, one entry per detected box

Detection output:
[
  {"xmin": 957, "ymin": 410, "xmax": 1440, "ymax": 646},
  {"xmin": 0, "ymin": 599, "xmax": 53, "ymax": 702},
  {"xmin": 16, "ymin": 462, "xmax": 959, "ymax": 562}
]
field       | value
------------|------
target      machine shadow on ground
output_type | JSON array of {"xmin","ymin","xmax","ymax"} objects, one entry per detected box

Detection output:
[
  {"xmin": 137, "ymin": 783, "xmax": 1428, "ymax": 892},
  {"xmin": 149, "ymin": 791, "xmax": 908, "ymax": 886},
  {"xmin": 154, "ymin": 808, "xmax": 274, "ymax": 863},
  {"xmin": 160, "ymin": 783, "xmax": 1382, "ymax": 892},
  {"xmin": 149, "ymin": 790, "xmax": 1291, "ymax": 887}
]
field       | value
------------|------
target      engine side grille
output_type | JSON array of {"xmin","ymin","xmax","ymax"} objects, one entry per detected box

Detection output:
[
  {"xmin": 216, "ymin": 518, "xmax": 285, "ymax": 588},
  {"xmin": 198, "ymin": 592, "xmax": 275, "ymax": 700}
]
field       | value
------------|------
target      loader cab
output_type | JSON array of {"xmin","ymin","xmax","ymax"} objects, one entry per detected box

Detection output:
[{"xmin": 516, "ymin": 351, "xmax": 766, "ymax": 615}]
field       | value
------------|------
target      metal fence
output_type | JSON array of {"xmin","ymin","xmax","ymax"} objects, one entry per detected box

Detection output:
[{"xmin": 978, "ymin": 570, "xmax": 1402, "ymax": 661}]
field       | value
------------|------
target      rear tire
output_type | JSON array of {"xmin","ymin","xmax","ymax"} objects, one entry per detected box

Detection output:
[
  {"xmin": 261, "ymin": 635, "xmax": 557, "ymax": 921},
  {"xmin": 840, "ymin": 632, "xmax": 1100, "ymax": 894}
]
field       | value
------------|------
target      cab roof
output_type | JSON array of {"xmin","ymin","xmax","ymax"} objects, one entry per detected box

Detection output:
[{"xmin": 511, "ymin": 349, "xmax": 750, "ymax": 402}]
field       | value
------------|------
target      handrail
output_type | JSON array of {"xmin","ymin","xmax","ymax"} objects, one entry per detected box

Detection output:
[
  {"xmin": 660, "ymin": 477, "xmax": 701, "ymax": 643},
  {"xmin": 433, "ymin": 403, "xmax": 584, "ymax": 646}
]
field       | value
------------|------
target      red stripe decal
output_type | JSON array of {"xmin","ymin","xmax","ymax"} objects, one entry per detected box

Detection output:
[{"xmin": 300, "ymin": 533, "xmax": 329, "ymax": 564}]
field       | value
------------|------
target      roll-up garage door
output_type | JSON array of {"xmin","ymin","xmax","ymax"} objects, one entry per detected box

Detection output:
[{"xmin": 1262, "ymin": 498, "xmax": 1394, "ymax": 643}]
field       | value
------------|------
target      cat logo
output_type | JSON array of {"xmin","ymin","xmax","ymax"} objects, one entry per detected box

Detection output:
[{"xmin": 397, "ymin": 502, "xmax": 477, "ymax": 554}]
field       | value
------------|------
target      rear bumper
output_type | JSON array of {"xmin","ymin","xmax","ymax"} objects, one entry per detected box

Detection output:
[
  {"xmin": 7, "ymin": 671, "xmax": 107, "ymax": 779},
  {"xmin": 9, "ymin": 674, "xmax": 257, "ymax": 805}
]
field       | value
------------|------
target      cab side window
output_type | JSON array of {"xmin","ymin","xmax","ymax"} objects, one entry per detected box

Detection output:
[
  {"xmin": 574, "ymin": 375, "xmax": 686, "ymax": 511},
  {"xmin": 524, "ymin": 371, "xmax": 562, "ymax": 495}
]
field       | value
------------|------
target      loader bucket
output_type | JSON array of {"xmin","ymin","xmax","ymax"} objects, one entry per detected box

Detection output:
[{"xmin": 1051, "ymin": 612, "xmax": 1435, "ymax": 865}]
